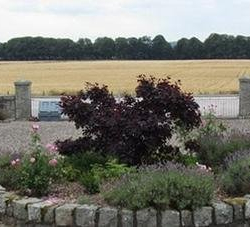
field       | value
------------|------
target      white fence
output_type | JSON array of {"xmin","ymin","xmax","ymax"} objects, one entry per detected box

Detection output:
[
  {"xmin": 194, "ymin": 95, "xmax": 239, "ymax": 118},
  {"xmin": 32, "ymin": 97, "xmax": 61, "ymax": 118},
  {"xmin": 31, "ymin": 95, "xmax": 240, "ymax": 119}
]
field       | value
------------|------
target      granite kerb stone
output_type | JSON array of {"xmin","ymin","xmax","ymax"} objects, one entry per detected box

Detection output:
[{"xmin": 2, "ymin": 184, "xmax": 250, "ymax": 227}]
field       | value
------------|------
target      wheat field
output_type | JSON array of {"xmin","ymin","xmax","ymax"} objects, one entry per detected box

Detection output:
[{"xmin": 0, "ymin": 60, "xmax": 250, "ymax": 95}]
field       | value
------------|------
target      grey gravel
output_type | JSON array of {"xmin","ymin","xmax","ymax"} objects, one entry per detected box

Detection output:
[
  {"xmin": 224, "ymin": 119, "xmax": 250, "ymax": 134},
  {"xmin": 0, "ymin": 119, "xmax": 250, "ymax": 155},
  {"xmin": 0, "ymin": 223, "xmax": 10, "ymax": 227},
  {"xmin": 0, "ymin": 121, "xmax": 81, "ymax": 155}
]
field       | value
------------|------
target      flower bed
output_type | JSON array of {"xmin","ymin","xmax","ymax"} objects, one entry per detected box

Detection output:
[
  {"xmin": 1, "ymin": 185, "xmax": 250, "ymax": 227},
  {"xmin": 2, "ymin": 121, "xmax": 250, "ymax": 226}
]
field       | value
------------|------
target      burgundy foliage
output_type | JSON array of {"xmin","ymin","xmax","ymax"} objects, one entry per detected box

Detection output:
[{"xmin": 58, "ymin": 75, "xmax": 201, "ymax": 165}]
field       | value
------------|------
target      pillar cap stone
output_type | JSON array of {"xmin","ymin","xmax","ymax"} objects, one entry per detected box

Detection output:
[
  {"xmin": 239, "ymin": 76, "xmax": 250, "ymax": 82},
  {"xmin": 14, "ymin": 80, "xmax": 32, "ymax": 86}
]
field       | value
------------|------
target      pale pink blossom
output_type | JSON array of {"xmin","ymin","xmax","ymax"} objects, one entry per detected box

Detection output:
[
  {"xmin": 201, "ymin": 119, "xmax": 206, "ymax": 127},
  {"xmin": 11, "ymin": 160, "xmax": 16, "ymax": 166},
  {"xmin": 32, "ymin": 124, "xmax": 40, "ymax": 132},
  {"xmin": 42, "ymin": 196, "xmax": 62, "ymax": 205},
  {"xmin": 11, "ymin": 158, "xmax": 20, "ymax": 166},
  {"xmin": 49, "ymin": 158, "xmax": 58, "ymax": 167},
  {"xmin": 30, "ymin": 157, "xmax": 36, "ymax": 163},
  {"xmin": 46, "ymin": 143, "xmax": 58, "ymax": 153}
]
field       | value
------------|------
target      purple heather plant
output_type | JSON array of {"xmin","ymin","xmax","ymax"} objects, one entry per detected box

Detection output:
[
  {"xmin": 223, "ymin": 149, "xmax": 250, "ymax": 167},
  {"xmin": 104, "ymin": 161, "xmax": 215, "ymax": 210}
]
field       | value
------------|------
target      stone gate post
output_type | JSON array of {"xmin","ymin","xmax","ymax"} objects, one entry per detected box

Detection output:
[
  {"xmin": 239, "ymin": 76, "xmax": 250, "ymax": 117},
  {"xmin": 14, "ymin": 80, "xmax": 32, "ymax": 120}
]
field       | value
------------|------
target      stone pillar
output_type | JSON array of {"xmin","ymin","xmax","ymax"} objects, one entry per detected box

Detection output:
[
  {"xmin": 14, "ymin": 80, "xmax": 32, "ymax": 120},
  {"xmin": 239, "ymin": 76, "xmax": 250, "ymax": 117}
]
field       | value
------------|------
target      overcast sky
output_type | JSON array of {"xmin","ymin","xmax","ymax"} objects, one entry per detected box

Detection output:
[{"xmin": 0, "ymin": 0, "xmax": 250, "ymax": 43}]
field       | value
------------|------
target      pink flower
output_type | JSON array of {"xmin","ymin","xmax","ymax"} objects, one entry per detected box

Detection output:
[
  {"xmin": 11, "ymin": 158, "xmax": 20, "ymax": 166},
  {"xmin": 46, "ymin": 143, "xmax": 58, "ymax": 153},
  {"xmin": 11, "ymin": 160, "xmax": 16, "ymax": 166},
  {"xmin": 201, "ymin": 119, "xmax": 206, "ymax": 127},
  {"xmin": 32, "ymin": 124, "xmax": 40, "ymax": 132},
  {"xmin": 49, "ymin": 158, "xmax": 58, "ymax": 167},
  {"xmin": 30, "ymin": 157, "xmax": 36, "ymax": 163},
  {"xmin": 42, "ymin": 196, "xmax": 61, "ymax": 205}
]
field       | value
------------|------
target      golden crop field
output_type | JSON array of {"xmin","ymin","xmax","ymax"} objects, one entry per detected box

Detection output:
[{"xmin": 0, "ymin": 60, "xmax": 250, "ymax": 95}]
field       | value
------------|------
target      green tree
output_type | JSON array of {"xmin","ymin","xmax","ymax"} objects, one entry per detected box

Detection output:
[
  {"xmin": 151, "ymin": 35, "xmax": 174, "ymax": 59},
  {"xmin": 204, "ymin": 33, "xmax": 235, "ymax": 59},
  {"xmin": 77, "ymin": 38, "xmax": 94, "ymax": 59},
  {"xmin": 232, "ymin": 36, "xmax": 249, "ymax": 59},
  {"xmin": 175, "ymin": 38, "xmax": 190, "ymax": 59},
  {"xmin": 54, "ymin": 38, "xmax": 78, "ymax": 60},
  {"xmin": 137, "ymin": 36, "xmax": 152, "ymax": 59},
  {"xmin": 127, "ymin": 37, "xmax": 139, "ymax": 59},
  {"xmin": 115, "ymin": 37, "xmax": 129, "ymax": 59},
  {"xmin": 175, "ymin": 37, "xmax": 204, "ymax": 59},
  {"xmin": 188, "ymin": 37, "xmax": 205, "ymax": 59},
  {"xmin": 94, "ymin": 37, "xmax": 115, "ymax": 59},
  {"xmin": 0, "ymin": 43, "xmax": 3, "ymax": 59}
]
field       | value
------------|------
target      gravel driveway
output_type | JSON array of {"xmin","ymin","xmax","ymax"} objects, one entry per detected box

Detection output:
[
  {"xmin": 1, "ymin": 119, "xmax": 250, "ymax": 155},
  {"xmin": 0, "ymin": 121, "xmax": 81, "ymax": 154}
]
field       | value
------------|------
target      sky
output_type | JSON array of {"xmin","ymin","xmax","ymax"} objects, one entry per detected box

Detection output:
[{"xmin": 0, "ymin": 0, "xmax": 250, "ymax": 43}]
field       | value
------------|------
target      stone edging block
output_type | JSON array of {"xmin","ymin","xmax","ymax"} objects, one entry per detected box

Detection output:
[
  {"xmin": 13, "ymin": 197, "xmax": 42, "ymax": 220},
  {"xmin": 213, "ymin": 201, "xmax": 233, "ymax": 224},
  {"xmin": 55, "ymin": 203, "xmax": 79, "ymax": 226},
  {"xmin": 75, "ymin": 204, "xmax": 98, "ymax": 227},
  {"xmin": 1, "ymin": 184, "xmax": 250, "ymax": 226}
]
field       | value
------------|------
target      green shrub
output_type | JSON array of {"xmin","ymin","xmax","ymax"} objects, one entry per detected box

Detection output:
[
  {"xmin": 173, "ymin": 105, "xmax": 227, "ymax": 168},
  {"xmin": 79, "ymin": 159, "xmax": 134, "ymax": 194},
  {"xmin": 0, "ymin": 155, "xmax": 21, "ymax": 190},
  {"xmin": 186, "ymin": 106, "xmax": 250, "ymax": 170},
  {"xmin": 63, "ymin": 151, "xmax": 133, "ymax": 194},
  {"xmin": 91, "ymin": 159, "xmax": 134, "ymax": 180},
  {"xmin": 19, "ymin": 152, "xmax": 62, "ymax": 196},
  {"xmin": 63, "ymin": 152, "xmax": 109, "ymax": 173},
  {"xmin": 199, "ymin": 106, "xmax": 227, "ymax": 137},
  {"xmin": 104, "ymin": 162, "xmax": 215, "ymax": 210},
  {"xmin": 175, "ymin": 153, "xmax": 198, "ymax": 167},
  {"xmin": 197, "ymin": 135, "xmax": 250, "ymax": 170},
  {"xmin": 220, "ymin": 150, "xmax": 250, "ymax": 196},
  {"xmin": 0, "ymin": 154, "xmax": 12, "ymax": 168},
  {"xmin": 61, "ymin": 165, "xmax": 81, "ymax": 182},
  {"xmin": 17, "ymin": 125, "xmax": 63, "ymax": 196},
  {"xmin": 79, "ymin": 172, "xmax": 100, "ymax": 194},
  {"xmin": 77, "ymin": 195, "xmax": 91, "ymax": 205}
]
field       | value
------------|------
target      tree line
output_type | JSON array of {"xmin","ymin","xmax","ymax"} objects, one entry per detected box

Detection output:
[{"xmin": 0, "ymin": 33, "xmax": 250, "ymax": 60}]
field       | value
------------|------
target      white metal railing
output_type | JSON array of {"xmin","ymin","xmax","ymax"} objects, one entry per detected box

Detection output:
[{"xmin": 31, "ymin": 95, "xmax": 240, "ymax": 119}]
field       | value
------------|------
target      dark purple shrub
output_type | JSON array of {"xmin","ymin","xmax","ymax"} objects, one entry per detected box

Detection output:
[
  {"xmin": 55, "ymin": 137, "xmax": 92, "ymax": 155},
  {"xmin": 58, "ymin": 75, "xmax": 201, "ymax": 165}
]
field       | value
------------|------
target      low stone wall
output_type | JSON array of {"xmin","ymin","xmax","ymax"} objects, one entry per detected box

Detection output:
[
  {"xmin": 1, "ymin": 186, "xmax": 250, "ymax": 227},
  {"xmin": 0, "ymin": 80, "xmax": 32, "ymax": 121},
  {"xmin": 0, "ymin": 95, "xmax": 15, "ymax": 119}
]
